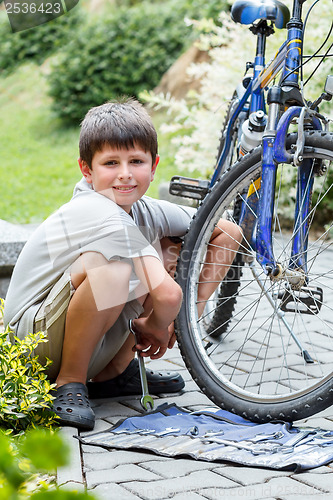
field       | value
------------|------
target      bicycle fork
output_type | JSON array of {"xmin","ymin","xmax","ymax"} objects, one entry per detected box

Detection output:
[
  {"xmin": 238, "ymin": 102, "xmax": 322, "ymax": 362},
  {"xmin": 253, "ymin": 104, "xmax": 315, "ymax": 287}
]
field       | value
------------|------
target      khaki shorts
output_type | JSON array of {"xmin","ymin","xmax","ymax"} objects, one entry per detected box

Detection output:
[{"xmin": 33, "ymin": 273, "xmax": 144, "ymax": 380}]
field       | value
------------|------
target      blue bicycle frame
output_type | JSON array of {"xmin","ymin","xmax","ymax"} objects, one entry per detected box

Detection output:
[{"xmin": 218, "ymin": 0, "xmax": 322, "ymax": 282}]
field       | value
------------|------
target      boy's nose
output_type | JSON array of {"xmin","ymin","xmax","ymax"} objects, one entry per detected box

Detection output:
[{"xmin": 118, "ymin": 164, "xmax": 132, "ymax": 180}]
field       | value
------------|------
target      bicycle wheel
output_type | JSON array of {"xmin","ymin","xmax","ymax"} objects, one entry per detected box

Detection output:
[{"xmin": 176, "ymin": 130, "xmax": 333, "ymax": 423}]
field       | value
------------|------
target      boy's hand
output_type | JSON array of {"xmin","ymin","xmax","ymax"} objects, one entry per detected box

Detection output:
[{"xmin": 131, "ymin": 317, "xmax": 174, "ymax": 360}]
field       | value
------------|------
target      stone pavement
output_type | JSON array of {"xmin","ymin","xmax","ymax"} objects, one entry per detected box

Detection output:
[{"xmin": 57, "ymin": 345, "xmax": 333, "ymax": 500}]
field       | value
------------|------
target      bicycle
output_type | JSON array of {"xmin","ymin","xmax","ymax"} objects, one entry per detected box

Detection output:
[{"xmin": 171, "ymin": 0, "xmax": 333, "ymax": 423}]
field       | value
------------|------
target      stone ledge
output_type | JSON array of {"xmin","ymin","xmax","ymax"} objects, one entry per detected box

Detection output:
[
  {"xmin": 0, "ymin": 219, "xmax": 38, "ymax": 270},
  {"xmin": 0, "ymin": 220, "xmax": 39, "ymax": 298}
]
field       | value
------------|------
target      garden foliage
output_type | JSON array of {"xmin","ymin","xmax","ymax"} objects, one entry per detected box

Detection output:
[
  {"xmin": 0, "ymin": 303, "xmax": 96, "ymax": 498},
  {"xmin": 48, "ymin": 0, "xmax": 193, "ymax": 123},
  {"xmin": 47, "ymin": 0, "xmax": 229, "ymax": 123},
  {"xmin": 0, "ymin": 8, "xmax": 82, "ymax": 76},
  {"xmin": 0, "ymin": 428, "xmax": 97, "ymax": 499},
  {"xmin": 112, "ymin": 0, "xmax": 226, "ymax": 21},
  {"xmin": 0, "ymin": 299, "xmax": 55, "ymax": 434}
]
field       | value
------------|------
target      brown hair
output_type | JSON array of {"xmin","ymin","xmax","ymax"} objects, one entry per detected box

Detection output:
[{"xmin": 79, "ymin": 98, "xmax": 158, "ymax": 167}]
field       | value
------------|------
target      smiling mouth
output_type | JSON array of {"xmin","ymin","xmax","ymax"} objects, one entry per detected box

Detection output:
[{"xmin": 113, "ymin": 186, "xmax": 136, "ymax": 192}]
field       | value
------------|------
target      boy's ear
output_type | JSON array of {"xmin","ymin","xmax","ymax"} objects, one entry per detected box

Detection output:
[
  {"xmin": 78, "ymin": 158, "xmax": 93, "ymax": 184},
  {"xmin": 151, "ymin": 155, "xmax": 160, "ymax": 181}
]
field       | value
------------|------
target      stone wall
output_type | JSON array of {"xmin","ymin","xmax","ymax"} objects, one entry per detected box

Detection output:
[{"xmin": 0, "ymin": 220, "xmax": 38, "ymax": 298}]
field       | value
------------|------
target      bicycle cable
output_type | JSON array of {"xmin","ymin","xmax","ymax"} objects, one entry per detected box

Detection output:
[
  {"xmin": 301, "ymin": 0, "xmax": 322, "ymax": 82},
  {"xmin": 279, "ymin": 0, "xmax": 333, "ymax": 87},
  {"xmin": 303, "ymin": 41, "xmax": 333, "ymax": 86}
]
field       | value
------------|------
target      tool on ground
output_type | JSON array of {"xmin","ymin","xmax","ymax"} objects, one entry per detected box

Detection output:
[{"xmin": 129, "ymin": 319, "xmax": 154, "ymax": 411}]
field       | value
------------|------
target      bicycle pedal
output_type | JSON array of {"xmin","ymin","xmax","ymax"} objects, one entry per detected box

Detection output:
[
  {"xmin": 169, "ymin": 176, "xmax": 210, "ymax": 200},
  {"xmin": 279, "ymin": 286, "xmax": 323, "ymax": 314}
]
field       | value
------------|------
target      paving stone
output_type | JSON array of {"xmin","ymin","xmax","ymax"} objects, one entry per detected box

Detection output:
[
  {"xmin": 180, "ymin": 379, "xmax": 202, "ymax": 392},
  {"xmin": 292, "ymin": 471, "xmax": 333, "ymax": 493},
  {"xmin": 212, "ymin": 465, "xmax": 289, "ymax": 486},
  {"xmin": 124, "ymin": 470, "xmax": 237, "ymax": 499},
  {"xmin": 86, "ymin": 463, "xmax": 161, "ymax": 488},
  {"xmin": 90, "ymin": 482, "xmax": 142, "ymax": 500},
  {"xmin": 299, "ymin": 465, "xmax": 333, "ymax": 474},
  {"xmin": 141, "ymin": 458, "xmax": 214, "ymax": 478},
  {"xmin": 280, "ymin": 494, "xmax": 333, "ymax": 500},
  {"xmin": 81, "ymin": 444, "xmax": 107, "ymax": 454},
  {"xmin": 93, "ymin": 401, "xmax": 145, "ymax": 420},
  {"xmin": 156, "ymin": 390, "xmax": 213, "ymax": 407},
  {"xmin": 92, "ymin": 401, "xmax": 141, "ymax": 419},
  {"xmin": 103, "ymin": 415, "xmax": 135, "ymax": 425},
  {"xmin": 202, "ymin": 476, "xmax": 320, "ymax": 500},
  {"xmin": 80, "ymin": 418, "xmax": 110, "ymax": 437},
  {"xmin": 84, "ymin": 450, "xmax": 170, "ymax": 470},
  {"xmin": 170, "ymin": 493, "xmax": 209, "ymax": 500},
  {"xmin": 57, "ymin": 427, "xmax": 83, "ymax": 487},
  {"xmin": 174, "ymin": 369, "xmax": 194, "ymax": 383}
]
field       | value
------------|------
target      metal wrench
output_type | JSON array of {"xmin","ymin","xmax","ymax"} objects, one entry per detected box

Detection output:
[{"xmin": 129, "ymin": 319, "xmax": 154, "ymax": 411}]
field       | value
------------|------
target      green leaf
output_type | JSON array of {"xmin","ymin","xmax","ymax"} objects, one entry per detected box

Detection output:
[{"xmin": 20, "ymin": 429, "xmax": 69, "ymax": 472}]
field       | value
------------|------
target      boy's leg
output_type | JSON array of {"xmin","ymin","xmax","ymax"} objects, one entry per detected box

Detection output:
[
  {"xmin": 197, "ymin": 219, "xmax": 243, "ymax": 317},
  {"xmin": 141, "ymin": 226, "xmax": 242, "ymax": 319},
  {"xmin": 55, "ymin": 252, "xmax": 132, "ymax": 388},
  {"xmin": 150, "ymin": 224, "xmax": 242, "ymax": 319},
  {"xmin": 86, "ymin": 237, "xmax": 185, "ymax": 397}
]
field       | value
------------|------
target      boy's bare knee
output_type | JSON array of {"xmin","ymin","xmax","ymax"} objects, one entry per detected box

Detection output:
[{"xmin": 158, "ymin": 278, "xmax": 183, "ymax": 310}]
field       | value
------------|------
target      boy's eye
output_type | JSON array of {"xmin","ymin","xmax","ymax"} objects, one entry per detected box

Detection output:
[
  {"xmin": 131, "ymin": 159, "xmax": 143, "ymax": 164},
  {"xmin": 105, "ymin": 160, "xmax": 118, "ymax": 166}
]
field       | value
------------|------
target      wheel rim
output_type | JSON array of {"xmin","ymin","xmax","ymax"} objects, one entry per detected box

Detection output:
[{"xmin": 186, "ymin": 149, "xmax": 333, "ymax": 404}]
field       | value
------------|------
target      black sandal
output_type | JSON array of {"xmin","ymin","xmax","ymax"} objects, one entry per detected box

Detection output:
[
  {"xmin": 52, "ymin": 382, "xmax": 95, "ymax": 431},
  {"xmin": 87, "ymin": 359, "xmax": 185, "ymax": 399}
]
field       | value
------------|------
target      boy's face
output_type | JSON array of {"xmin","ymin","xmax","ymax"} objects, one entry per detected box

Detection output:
[{"xmin": 79, "ymin": 144, "xmax": 159, "ymax": 213}]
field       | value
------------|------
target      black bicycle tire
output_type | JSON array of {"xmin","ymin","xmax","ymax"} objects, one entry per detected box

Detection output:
[
  {"xmin": 206, "ymin": 206, "xmax": 244, "ymax": 338},
  {"xmin": 176, "ymin": 130, "xmax": 333, "ymax": 423},
  {"xmin": 216, "ymin": 91, "xmax": 243, "ymax": 175},
  {"xmin": 204, "ymin": 91, "xmax": 247, "ymax": 337}
]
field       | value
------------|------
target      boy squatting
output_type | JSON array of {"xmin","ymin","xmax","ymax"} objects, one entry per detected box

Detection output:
[{"xmin": 4, "ymin": 99, "xmax": 242, "ymax": 431}]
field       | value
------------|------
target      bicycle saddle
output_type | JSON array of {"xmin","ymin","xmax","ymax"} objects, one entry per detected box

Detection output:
[{"xmin": 231, "ymin": 0, "xmax": 290, "ymax": 29}]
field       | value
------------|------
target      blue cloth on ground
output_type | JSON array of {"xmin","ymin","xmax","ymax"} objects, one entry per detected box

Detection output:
[{"xmin": 79, "ymin": 404, "xmax": 333, "ymax": 471}]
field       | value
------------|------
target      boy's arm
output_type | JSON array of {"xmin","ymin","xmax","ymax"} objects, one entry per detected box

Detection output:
[{"xmin": 132, "ymin": 255, "xmax": 183, "ymax": 360}]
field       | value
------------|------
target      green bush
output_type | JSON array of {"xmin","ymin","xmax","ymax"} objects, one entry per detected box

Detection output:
[
  {"xmin": 0, "ymin": 299, "xmax": 56, "ymax": 434},
  {"xmin": 113, "ymin": 0, "xmax": 228, "ymax": 22},
  {"xmin": 183, "ymin": 0, "xmax": 230, "ymax": 22},
  {"xmin": 48, "ymin": 0, "xmax": 197, "ymax": 123},
  {"xmin": 0, "ymin": 428, "xmax": 97, "ymax": 499},
  {"xmin": 0, "ymin": 8, "xmax": 82, "ymax": 76}
]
